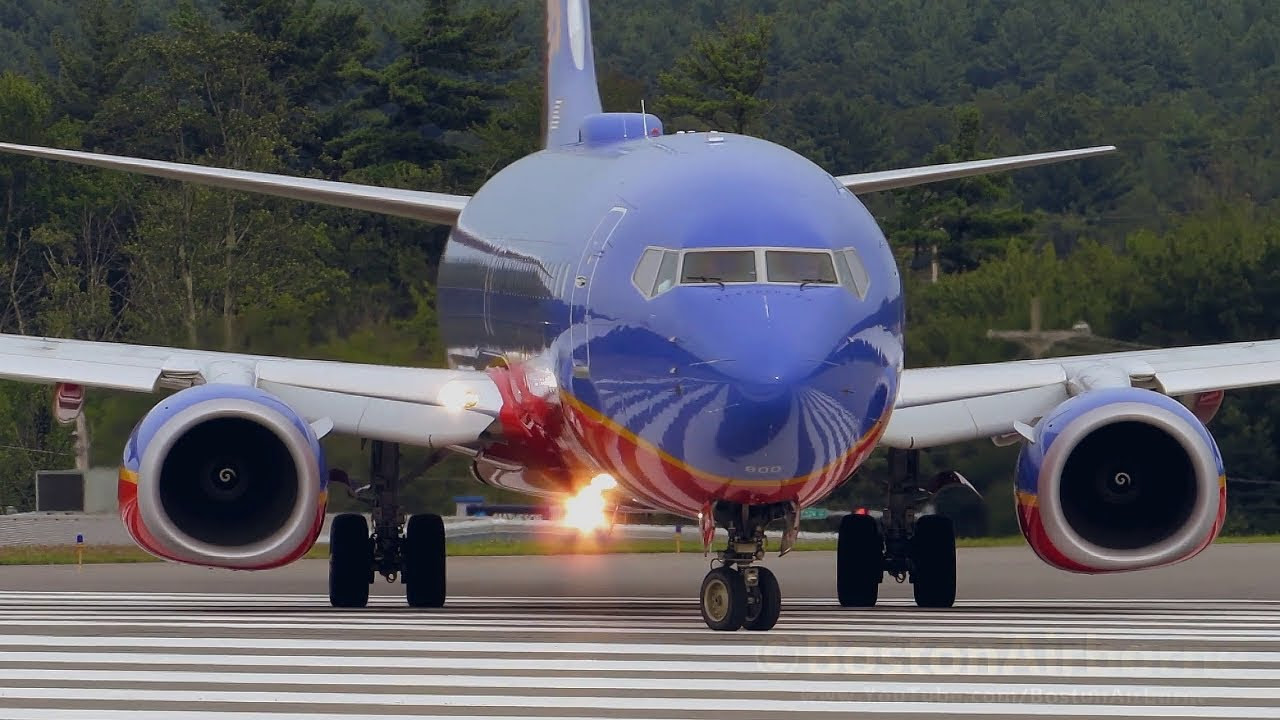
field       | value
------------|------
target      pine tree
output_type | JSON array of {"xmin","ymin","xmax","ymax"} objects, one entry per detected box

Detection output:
[{"xmin": 655, "ymin": 13, "xmax": 773, "ymax": 134}]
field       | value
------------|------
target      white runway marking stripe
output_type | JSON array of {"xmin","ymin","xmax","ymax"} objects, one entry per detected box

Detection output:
[
  {"xmin": 0, "ymin": 714, "xmax": 673, "ymax": 720},
  {"xmin": 7, "ymin": 650, "xmax": 1280, "ymax": 676},
  {"xmin": 5, "ymin": 688, "xmax": 1280, "ymax": 717},
  {"xmin": 1, "ymin": 709, "xmax": 1278, "ymax": 720},
  {"xmin": 6, "ymin": 650, "xmax": 1280, "ymax": 680},
  {"xmin": 5, "ymin": 668, "xmax": 1280, "ymax": 700},
  {"xmin": 1, "ymin": 633, "xmax": 1278, "ymax": 663},
  {"xmin": 0, "ymin": 616, "xmax": 1275, "ymax": 641},
  {"xmin": 4, "ymin": 594, "xmax": 1280, "ymax": 719}
]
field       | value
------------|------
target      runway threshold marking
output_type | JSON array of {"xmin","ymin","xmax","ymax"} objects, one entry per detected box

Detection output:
[
  {"xmin": 5, "ymin": 687, "xmax": 1280, "ymax": 717},
  {"xmin": 3, "ymin": 668, "xmax": 1280, "ymax": 700},
  {"xmin": 5, "ymin": 651, "xmax": 1280, "ymax": 680},
  {"xmin": 0, "ymin": 632, "xmax": 1277, "ymax": 663},
  {"xmin": 2, "ymin": 594, "xmax": 1279, "ymax": 719}
]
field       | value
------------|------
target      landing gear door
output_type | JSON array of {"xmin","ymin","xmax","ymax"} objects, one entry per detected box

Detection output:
[{"xmin": 569, "ymin": 206, "xmax": 627, "ymax": 378}]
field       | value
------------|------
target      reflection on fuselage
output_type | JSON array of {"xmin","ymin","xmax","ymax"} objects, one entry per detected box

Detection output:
[{"xmin": 437, "ymin": 131, "xmax": 904, "ymax": 516}]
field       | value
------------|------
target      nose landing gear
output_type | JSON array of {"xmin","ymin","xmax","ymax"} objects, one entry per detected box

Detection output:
[{"xmin": 697, "ymin": 502, "xmax": 789, "ymax": 631}]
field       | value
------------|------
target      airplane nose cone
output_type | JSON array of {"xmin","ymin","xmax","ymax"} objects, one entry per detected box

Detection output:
[
  {"xmin": 680, "ymin": 288, "xmax": 842, "ymax": 385},
  {"xmin": 675, "ymin": 288, "xmax": 859, "ymax": 461},
  {"xmin": 577, "ymin": 283, "xmax": 896, "ymax": 502}
]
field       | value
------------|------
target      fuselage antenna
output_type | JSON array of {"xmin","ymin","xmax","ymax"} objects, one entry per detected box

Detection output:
[{"xmin": 641, "ymin": 99, "xmax": 649, "ymax": 139}]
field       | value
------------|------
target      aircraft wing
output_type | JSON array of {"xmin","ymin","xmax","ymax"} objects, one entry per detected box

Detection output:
[
  {"xmin": 836, "ymin": 146, "xmax": 1117, "ymax": 194},
  {"xmin": 883, "ymin": 339, "xmax": 1280, "ymax": 449},
  {"xmin": 0, "ymin": 143, "xmax": 469, "ymax": 225},
  {"xmin": 0, "ymin": 333, "xmax": 501, "ymax": 449}
]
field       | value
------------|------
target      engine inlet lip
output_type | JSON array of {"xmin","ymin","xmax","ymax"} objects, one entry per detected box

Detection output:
[
  {"xmin": 136, "ymin": 397, "xmax": 321, "ymax": 568},
  {"xmin": 1037, "ymin": 401, "xmax": 1220, "ymax": 571}
]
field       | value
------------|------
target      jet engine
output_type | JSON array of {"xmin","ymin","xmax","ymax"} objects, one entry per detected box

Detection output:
[
  {"xmin": 117, "ymin": 384, "xmax": 328, "ymax": 569},
  {"xmin": 1015, "ymin": 387, "xmax": 1226, "ymax": 573}
]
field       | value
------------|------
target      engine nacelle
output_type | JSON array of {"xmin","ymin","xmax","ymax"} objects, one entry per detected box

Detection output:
[
  {"xmin": 1015, "ymin": 387, "xmax": 1226, "ymax": 573},
  {"xmin": 118, "ymin": 384, "xmax": 327, "ymax": 569}
]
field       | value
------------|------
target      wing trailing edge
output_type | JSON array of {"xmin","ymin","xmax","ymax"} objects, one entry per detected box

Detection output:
[
  {"xmin": 0, "ymin": 143, "xmax": 469, "ymax": 226},
  {"xmin": 836, "ymin": 145, "xmax": 1117, "ymax": 194}
]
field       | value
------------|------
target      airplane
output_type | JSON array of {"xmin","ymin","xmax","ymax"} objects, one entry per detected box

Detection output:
[{"xmin": 0, "ymin": 0, "xmax": 1264, "ymax": 632}]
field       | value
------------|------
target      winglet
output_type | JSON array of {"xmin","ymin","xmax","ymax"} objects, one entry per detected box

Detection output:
[{"xmin": 544, "ymin": 0, "xmax": 603, "ymax": 147}]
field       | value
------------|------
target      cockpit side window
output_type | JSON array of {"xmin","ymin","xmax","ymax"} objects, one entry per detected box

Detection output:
[
  {"xmin": 680, "ymin": 250, "xmax": 757, "ymax": 283},
  {"xmin": 634, "ymin": 247, "xmax": 681, "ymax": 298},
  {"xmin": 835, "ymin": 248, "xmax": 871, "ymax": 299},
  {"xmin": 654, "ymin": 250, "xmax": 680, "ymax": 295},
  {"xmin": 765, "ymin": 251, "xmax": 838, "ymax": 284},
  {"xmin": 632, "ymin": 248, "xmax": 664, "ymax": 296}
]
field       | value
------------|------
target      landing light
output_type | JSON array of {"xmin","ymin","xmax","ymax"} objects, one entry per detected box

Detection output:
[
  {"xmin": 562, "ymin": 474, "xmax": 617, "ymax": 533},
  {"xmin": 437, "ymin": 381, "xmax": 479, "ymax": 411}
]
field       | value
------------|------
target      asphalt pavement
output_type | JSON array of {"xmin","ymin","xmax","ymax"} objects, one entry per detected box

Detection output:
[
  {"xmin": 0, "ymin": 544, "xmax": 1278, "ymax": 719},
  {"xmin": 2, "ymin": 543, "xmax": 1278, "ymax": 599}
]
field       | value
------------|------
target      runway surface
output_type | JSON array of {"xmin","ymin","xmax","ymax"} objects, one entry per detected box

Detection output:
[
  {"xmin": 4, "ymin": 543, "xmax": 1280, "ymax": 597},
  {"xmin": 1, "ymin": 545, "xmax": 1279, "ymax": 719}
]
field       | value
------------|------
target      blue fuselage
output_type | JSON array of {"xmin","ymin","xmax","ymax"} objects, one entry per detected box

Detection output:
[{"xmin": 438, "ymin": 131, "xmax": 904, "ymax": 514}]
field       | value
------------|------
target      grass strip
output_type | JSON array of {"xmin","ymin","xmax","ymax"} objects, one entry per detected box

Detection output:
[{"xmin": 3, "ymin": 533, "xmax": 1277, "ymax": 565}]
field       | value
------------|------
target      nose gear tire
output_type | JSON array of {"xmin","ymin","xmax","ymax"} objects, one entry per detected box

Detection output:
[
  {"xmin": 837, "ymin": 513, "xmax": 883, "ymax": 607},
  {"xmin": 743, "ymin": 566, "xmax": 782, "ymax": 631},
  {"xmin": 329, "ymin": 512, "xmax": 372, "ymax": 608},
  {"xmin": 910, "ymin": 514, "xmax": 956, "ymax": 608},
  {"xmin": 700, "ymin": 566, "xmax": 748, "ymax": 631}
]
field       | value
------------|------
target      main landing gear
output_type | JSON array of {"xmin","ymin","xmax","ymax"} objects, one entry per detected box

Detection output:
[
  {"xmin": 329, "ymin": 440, "xmax": 447, "ymax": 608},
  {"xmin": 698, "ymin": 502, "xmax": 789, "ymax": 631},
  {"xmin": 837, "ymin": 448, "xmax": 965, "ymax": 609}
]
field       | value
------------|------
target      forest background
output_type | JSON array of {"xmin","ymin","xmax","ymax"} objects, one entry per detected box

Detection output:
[{"xmin": 0, "ymin": 0, "xmax": 1277, "ymax": 536}]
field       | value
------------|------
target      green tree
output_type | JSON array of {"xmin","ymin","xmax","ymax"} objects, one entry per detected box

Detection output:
[
  {"xmin": 888, "ymin": 106, "xmax": 1037, "ymax": 279},
  {"xmin": 655, "ymin": 13, "xmax": 773, "ymax": 134},
  {"xmin": 100, "ymin": 6, "xmax": 345, "ymax": 351}
]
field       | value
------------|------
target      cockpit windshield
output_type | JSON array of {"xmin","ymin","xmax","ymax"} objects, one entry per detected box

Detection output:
[
  {"xmin": 765, "ymin": 251, "xmax": 837, "ymax": 284},
  {"xmin": 680, "ymin": 250, "xmax": 757, "ymax": 284},
  {"xmin": 632, "ymin": 246, "xmax": 871, "ymax": 299}
]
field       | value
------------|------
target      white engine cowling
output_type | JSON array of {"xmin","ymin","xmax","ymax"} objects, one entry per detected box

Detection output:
[
  {"xmin": 1014, "ymin": 387, "xmax": 1226, "ymax": 573},
  {"xmin": 118, "ymin": 384, "xmax": 328, "ymax": 569}
]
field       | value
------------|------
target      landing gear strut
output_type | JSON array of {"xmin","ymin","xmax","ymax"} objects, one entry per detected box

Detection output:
[
  {"xmin": 698, "ymin": 502, "xmax": 788, "ymax": 631},
  {"xmin": 837, "ymin": 448, "xmax": 959, "ymax": 608},
  {"xmin": 328, "ymin": 441, "xmax": 447, "ymax": 608}
]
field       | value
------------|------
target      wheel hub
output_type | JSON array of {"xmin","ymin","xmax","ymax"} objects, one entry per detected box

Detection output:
[{"xmin": 702, "ymin": 577, "xmax": 730, "ymax": 623}]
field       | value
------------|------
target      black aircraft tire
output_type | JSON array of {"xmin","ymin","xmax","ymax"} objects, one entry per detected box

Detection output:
[
  {"xmin": 911, "ymin": 514, "xmax": 957, "ymax": 608},
  {"xmin": 329, "ymin": 513, "xmax": 372, "ymax": 608},
  {"xmin": 743, "ymin": 566, "xmax": 783, "ymax": 631},
  {"xmin": 404, "ymin": 513, "xmax": 447, "ymax": 608},
  {"xmin": 837, "ymin": 513, "xmax": 883, "ymax": 607},
  {"xmin": 700, "ymin": 566, "xmax": 748, "ymax": 631}
]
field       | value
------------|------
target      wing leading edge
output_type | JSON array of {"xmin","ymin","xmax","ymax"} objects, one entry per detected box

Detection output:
[
  {"xmin": 0, "ymin": 141, "xmax": 1116, "ymax": 221},
  {"xmin": 837, "ymin": 146, "xmax": 1117, "ymax": 194},
  {"xmin": 0, "ymin": 333, "xmax": 501, "ymax": 449},
  {"xmin": 884, "ymin": 339, "xmax": 1280, "ymax": 449},
  {"xmin": 0, "ymin": 143, "xmax": 469, "ymax": 226}
]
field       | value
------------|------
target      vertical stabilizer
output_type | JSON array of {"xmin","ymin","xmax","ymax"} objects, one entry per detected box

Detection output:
[{"xmin": 544, "ymin": 0, "xmax": 603, "ymax": 147}]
